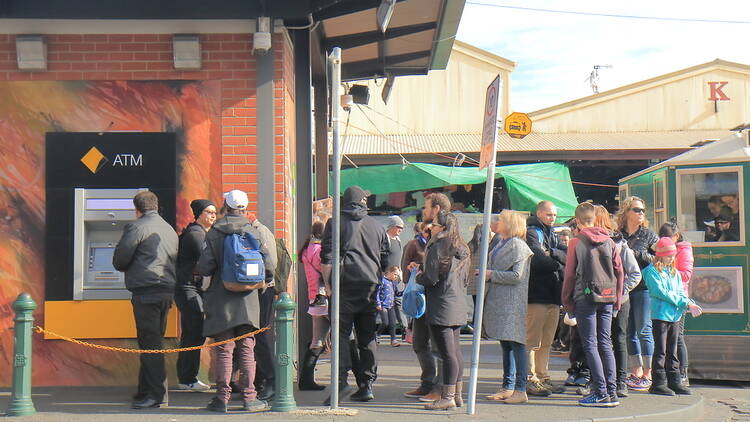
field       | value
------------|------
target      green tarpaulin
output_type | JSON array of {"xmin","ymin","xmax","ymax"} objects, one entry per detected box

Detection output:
[{"xmin": 331, "ymin": 162, "xmax": 578, "ymax": 218}]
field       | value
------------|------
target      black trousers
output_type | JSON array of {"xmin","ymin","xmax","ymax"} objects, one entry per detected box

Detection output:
[
  {"xmin": 131, "ymin": 294, "xmax": 172, "ymax": 403},
  {"xmin": 676, "ymin": 314, "xmax": 689, "ymax": 372},
  {"xmin": 567, "ymin": 326, "xmax": 590, "ymax": 377},
  {"xmin": 254, "ymin": 287, "xmax": 277, "ymax": 384},
  {"xmin": 430, "ymin": 325, "xmax": 463, "ymax": 386},
  {"xmin": 339, "ymin": 308, "xmax": 378, "ymax": 386},
  {"xmin": 175, "ymin": 291, "xmax": 205, "ymax": 385},
  {"xmin": 611, "ymin": 300, "xmax": 630, "ymax": 384},
  {"xmin": 652, "ymin": 319, "xmax": 680, "ymax": 374}
]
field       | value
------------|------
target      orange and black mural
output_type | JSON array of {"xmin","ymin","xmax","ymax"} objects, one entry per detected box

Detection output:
[{"xmin": 0, "ymin": 80, "xmax": 221, "ymax": 386}]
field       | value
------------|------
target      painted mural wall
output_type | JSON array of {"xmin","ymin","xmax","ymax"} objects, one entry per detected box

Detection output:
[{"xmin": 0, "ymin": 80, "xmax": 221, "ymax": 386}]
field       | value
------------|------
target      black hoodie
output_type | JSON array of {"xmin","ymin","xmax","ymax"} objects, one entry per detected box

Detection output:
[{"xmin": 321, "ymin": 202, "xmax": 391, "ymax": 312}]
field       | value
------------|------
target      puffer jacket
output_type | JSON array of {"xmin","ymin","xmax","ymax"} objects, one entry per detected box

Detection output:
[
  {"xmin": 643, "ymin": 264, "xmax": 692, "ymax": 322},
  {"xmin": 113, "ymin": 210, "xmax": 178, "ymax": 296},
  {"xmin": 675, "ymin": 241, "xmax": 694, "ymax": 293}
]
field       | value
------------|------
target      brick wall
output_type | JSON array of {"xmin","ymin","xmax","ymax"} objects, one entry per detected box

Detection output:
[{"xmin": 0, "ymin": 32, "xmax": 294, "ymax": 226}]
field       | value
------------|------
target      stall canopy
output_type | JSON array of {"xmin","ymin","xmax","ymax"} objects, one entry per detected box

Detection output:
[{"xmin": 331, "ymin": 162, "xmax": 578, "ymax": 218}]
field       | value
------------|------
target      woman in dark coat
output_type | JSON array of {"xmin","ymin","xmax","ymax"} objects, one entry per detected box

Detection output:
[{"xmin": 417, "ymin": 210, "xmax": 470, "ymax": 410}]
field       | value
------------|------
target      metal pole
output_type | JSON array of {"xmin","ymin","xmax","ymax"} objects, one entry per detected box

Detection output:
[
  {"xmin": 467, "ymin": 141, "xmax": 498, "ymax": 415},
  {"xmin": 329, "ymin": 46, "xmax": 342, "ymax": 410},
  {"xmin": 272, "ymin": 292, "xmax": 298, "ymax": 412},
  {"xmin": 6, "ymin": 293, "xmax": 37, "ymax": 417}
]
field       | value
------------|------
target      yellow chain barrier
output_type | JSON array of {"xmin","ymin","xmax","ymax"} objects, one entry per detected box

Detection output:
[{"xmin": 33, "ymin": 325, "xmax": 271, "ymax": 354}]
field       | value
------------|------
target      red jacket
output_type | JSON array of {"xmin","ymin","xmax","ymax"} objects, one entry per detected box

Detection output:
[{"xmin": 675, "ymin": 241, "xmax": 694, "ymax": 294}]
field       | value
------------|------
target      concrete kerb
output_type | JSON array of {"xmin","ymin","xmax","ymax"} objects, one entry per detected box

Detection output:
[{"xmin": 562, "ymin": 395, "xmax": 705, "ymax": 422}]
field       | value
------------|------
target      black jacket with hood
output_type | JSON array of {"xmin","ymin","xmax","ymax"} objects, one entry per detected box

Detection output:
[
  {"xmin": 321, "ymin": 202, "xmax": 390, "ymax": 313},
  {"xmin": 526, "ymin": 215, "xmax": 567, "ymax": 305},
  {"xmin": 176, "ymin": 222, "xmax": 207, "ymax": 296}
]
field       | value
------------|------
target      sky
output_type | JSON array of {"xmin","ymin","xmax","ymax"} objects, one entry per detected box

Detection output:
[{"xmin": 456, "ymin": 0, "xmax": 750, "ymax": 113}]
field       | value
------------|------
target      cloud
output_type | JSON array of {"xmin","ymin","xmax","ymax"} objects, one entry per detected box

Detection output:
[{"xmin": 457, "ymin": 0, "xmax": 750, "ymax": 112}]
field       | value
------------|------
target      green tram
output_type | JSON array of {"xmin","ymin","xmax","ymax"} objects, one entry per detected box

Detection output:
[{"xmin": 619, "ymin": 130, "xmax": 750, "ymax": 380}]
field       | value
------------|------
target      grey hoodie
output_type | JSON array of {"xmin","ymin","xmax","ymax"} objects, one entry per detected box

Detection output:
[{"xmin": 614, "ymin": 234, "xmax": 642, "ymax": 304}]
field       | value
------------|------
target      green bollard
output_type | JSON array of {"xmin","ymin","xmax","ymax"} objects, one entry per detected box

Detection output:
[
  {"xmin": 272, "ymin": 292, "xmax": 297, "ymax": 412},
  {"xmin": 6, "ymin": 293, "xmax": 37, "ymax": 417}
]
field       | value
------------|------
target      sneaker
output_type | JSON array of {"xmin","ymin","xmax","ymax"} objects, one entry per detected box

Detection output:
[
  {"xmin": 178, "ymin": 380, "xmax": 211, "ymax": 391},
  {"xmin": 418, "ymin": 389, "xmax": 442, "ymax": 402},
  {"xmin": 573, "ymin": 375, "xmax": 590, "ymax": 387},
  {"xmin": 243, "ymin": 398, "xmax": 268, "ymax": 412},
  {"xmin": 564, "ymin": 373, "xmax": 578, "ymax": 386},
  {"xmin": 526, "ymin": 380, "xmax": 551, "ymax": 397},
  {"xmin": 576, "ymin": 385, "xmax": 590, "ymax": 396},
  {"xmin": 542, "ymin": 379, "xmax": 566, "ymax": 394},
  {"xmin": 608, "ymin": 395, "xmax": 620, "ymax": 407},
  {"xmin": 206, "ymin": 397, "xmax": 228, "ymax": 413},
  {"xmin": 627, "ymin": 376, "xmax": 650, "ymax": 391},
  {"xmin": 404, "ymin": 385, "xmax": 432, "ymax": 398},
  {"xmin": 624, "ymin": 375, "xmax": 641, "ymax": 389},
  {"xmin": 616, "ymin": 382, "xmax": 629, "ymax": 398},
  {"xmin": 681, "ymin": 374, "xmax": 690, "ymax": 387},
  {"xmin": 578, "ymin": 393, "xmax": 610, "ymax": 407},
  {"xmin": 312, "ymin": 294, "xmax": 327, "ymax": 307}
]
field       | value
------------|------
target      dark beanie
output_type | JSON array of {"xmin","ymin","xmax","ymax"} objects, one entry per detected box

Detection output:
[{"xmin": 190, "ymin": 199, "xmax": 215, "ymax": 219}]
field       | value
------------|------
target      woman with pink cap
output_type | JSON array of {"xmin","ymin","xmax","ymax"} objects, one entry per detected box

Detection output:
[{"xmin": 641, "ymin": 237, "xmax": 702, "ymax": 397}]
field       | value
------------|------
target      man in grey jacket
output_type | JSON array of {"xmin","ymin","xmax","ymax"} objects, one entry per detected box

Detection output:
[
  {"xmin": 113, "ymin": 191, "xmax": 178, "ymax": 409},
  {"xmin": 196, "ymin": 190, "xmax": 271, "ymax": 413}
]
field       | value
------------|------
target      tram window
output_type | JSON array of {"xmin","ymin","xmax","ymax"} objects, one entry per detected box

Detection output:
[{"xmin": 677, "ymin": 167, "xmax": 743, "ymax": 244}]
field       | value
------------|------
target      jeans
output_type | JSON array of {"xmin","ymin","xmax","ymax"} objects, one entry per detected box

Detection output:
[
  {"xmin": 676, "ymin": 314, "xmax": 688, "ymax": 373},
  {"xmin": 611, "ymin": 299, "xmax": 630, "ymax": 385},
  {"xmin": 174, "ymin": 292, "xmax": 205, "ymax": 385},
  {"xmin": 526, "ymin": 303, "xmax": 560, "ymax": 382},
  {"xmin": 214, "ymin": 324, "xmax": 257, "ymax": 403},
  {"xmin": 575, "ymin": 298, "xmax": 616, "ymax": 397},
  {"xmin": 431, "ymin": 325, "xmax": 464, "ymax": 386},
  {"xmin": 627, "ymin": 289, "xmax": 654, "ymax": 366},
  {"xmin": 254, "ymin": 287, "xmax": 276, "ymax": 385},
  {"xmin": 412, "ymin": 315, "xmax": 439, "ymax": 388},
  {"xmin": 379, "ymin": 307, "xmax": 397, "ymax": 341},
  {"xmin": 501, "ymin": 341, "xmax": 527, "ymax": 392},
  {"xmin": 652, "ymin": 319, "xmax": 680, "ymax": 375},
  {"xmin": 131, "ymin": 294, "xmax": 172, "ymax": 403}
]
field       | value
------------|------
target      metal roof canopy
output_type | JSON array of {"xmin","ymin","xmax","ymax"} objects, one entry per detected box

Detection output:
[{"xmin": 0, "ymin": 0, "xmax": 465, "ymax": 82}]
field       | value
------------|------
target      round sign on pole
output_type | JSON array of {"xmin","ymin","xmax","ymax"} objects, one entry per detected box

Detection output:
[{"xmin": 504, "ymin": 112, "xmax": 532, "ymax": 139}]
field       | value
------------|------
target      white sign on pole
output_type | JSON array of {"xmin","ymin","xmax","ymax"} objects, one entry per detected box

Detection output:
[{"xmin": 479, "ymin": 75, "xmax": 501, "ymax": 170}]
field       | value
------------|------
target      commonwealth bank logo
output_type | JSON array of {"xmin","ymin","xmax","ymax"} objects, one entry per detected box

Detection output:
[{"xmin": 80, "ymin": 147, "xmax": 109, "ymax": 174}]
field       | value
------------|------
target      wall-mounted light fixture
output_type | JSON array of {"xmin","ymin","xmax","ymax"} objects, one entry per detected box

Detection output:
[
  {"xmin": 172, "ymin": 34, "xmax": 201, "ymax": 70},
  {"xmin": 16, "ymin": 35, "xmax": 47, "ymax": 71},
  {"xmin": 253, "ymin": 17, "xmax": 272, "ymax": 55}
]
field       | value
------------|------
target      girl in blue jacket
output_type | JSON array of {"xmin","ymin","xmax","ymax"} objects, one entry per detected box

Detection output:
[{"xmin": 642, "ymin": 237, "xmax": 702, "ymax": 397}]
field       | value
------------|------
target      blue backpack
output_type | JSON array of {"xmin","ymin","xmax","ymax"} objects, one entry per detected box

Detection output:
[{"xmin": 221, "ymin": 231, "xmax": 266, "ymax": 292}]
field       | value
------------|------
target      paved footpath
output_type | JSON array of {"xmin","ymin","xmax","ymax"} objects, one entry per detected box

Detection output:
[{"xmin": 2, "ymin": 338, "xmax": 748, "ymax": 422}]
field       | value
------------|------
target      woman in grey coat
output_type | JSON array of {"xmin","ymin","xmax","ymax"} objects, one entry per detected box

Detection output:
[{"xmin": 480, "ymin": 210, "xmax": 534, "ymax": 404}]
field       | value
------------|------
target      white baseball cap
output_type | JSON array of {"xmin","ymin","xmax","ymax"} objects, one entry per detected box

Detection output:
[{"xmin": 223, "ymin": 190, "xmax": 249, "ymax": 210}]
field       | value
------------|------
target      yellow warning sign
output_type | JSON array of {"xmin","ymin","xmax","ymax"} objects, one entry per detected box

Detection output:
[{"xmin": 504, "ymin": 112, "xmax": 532, "ymax": 139}]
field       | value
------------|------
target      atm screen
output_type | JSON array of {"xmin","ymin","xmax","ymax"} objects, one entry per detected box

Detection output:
[
  {"xmin": 90, "ymin": 247, "xmax": 116, "ymax": 272},
  {"xmin": 86, "ymin": 198, "xmax": 135, "ymax": 210}
]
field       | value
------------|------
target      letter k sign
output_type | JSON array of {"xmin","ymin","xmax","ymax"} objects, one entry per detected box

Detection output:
[{"xmin": 708, "ymin": 81, "xmax": 730, "ymax": 101}]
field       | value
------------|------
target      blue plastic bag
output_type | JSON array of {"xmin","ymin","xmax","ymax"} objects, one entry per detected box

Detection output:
[{"xmin": 402, "ymin": 269, "xmax": 426, "ymax": 319}]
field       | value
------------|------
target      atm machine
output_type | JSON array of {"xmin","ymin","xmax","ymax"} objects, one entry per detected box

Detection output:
[
  {"xmin": 44, "ymin": 132, "xmax": 177, "ymax": 339},
  {"xmin": 73, "ymin": 188, "xmax": 146, "ymax": 300}
]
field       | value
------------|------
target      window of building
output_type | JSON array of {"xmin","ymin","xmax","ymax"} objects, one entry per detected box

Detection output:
[
  {"xmin": 676, "ymin": 166, "xmax": 743, "ymax": 245},
  {"xmin": 653, "ymin": 173, "xmax": 667, "ymax": 230},
  {"xmin": 618, "ymin": 184, "xmax": 629, "ymax": 206}
]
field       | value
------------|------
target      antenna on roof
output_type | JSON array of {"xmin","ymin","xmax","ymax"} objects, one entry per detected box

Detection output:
[{"xmin": 584, "ymin": 64, "xmax": 613, "ymax": 94}]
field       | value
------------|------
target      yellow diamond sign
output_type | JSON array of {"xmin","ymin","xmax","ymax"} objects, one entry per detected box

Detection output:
[{"xmin": 80, "ymin": 147, "xmax": 108, "ymax": 174}]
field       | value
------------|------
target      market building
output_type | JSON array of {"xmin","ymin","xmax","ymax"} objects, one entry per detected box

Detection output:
[{"xmin": 0, "ymin": 0, "xmax": 466, "ymax": 387}]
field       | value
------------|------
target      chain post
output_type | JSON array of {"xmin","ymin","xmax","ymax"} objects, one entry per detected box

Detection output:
[
  {"xmin": 271, "ymin": 292, "xmax": 297, "ymax": 412},
  {"xmin": 6, "ymin": 293, "xmax": 37, "ymax": 417}
]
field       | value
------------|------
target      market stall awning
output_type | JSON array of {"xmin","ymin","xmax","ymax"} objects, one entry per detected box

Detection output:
[{"xmin": 331, "ymin": 162, "xmax": 579, "ymax": 218}]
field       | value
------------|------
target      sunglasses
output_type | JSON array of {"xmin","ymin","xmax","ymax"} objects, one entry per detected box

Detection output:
[{"xmin": 630, "ymin": 207, "xmax": 646, "ymax": 214}]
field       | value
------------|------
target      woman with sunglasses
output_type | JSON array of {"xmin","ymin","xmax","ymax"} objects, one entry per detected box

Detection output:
[{"xmin": 615, "ymin": 196, "xmax": 659, "ymax": 392}]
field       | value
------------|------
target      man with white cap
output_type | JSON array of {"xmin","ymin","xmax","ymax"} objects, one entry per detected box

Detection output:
[{"xmin": 197, "ymin": 190, "xmax": 273, "ymax": 413}]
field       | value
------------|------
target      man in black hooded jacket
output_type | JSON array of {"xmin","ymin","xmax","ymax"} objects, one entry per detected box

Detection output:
[{"xmin": 321, "ymin": 185, "xmax": 390, "ymax": 403}]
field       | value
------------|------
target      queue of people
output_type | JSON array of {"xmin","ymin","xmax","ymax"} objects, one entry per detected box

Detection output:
[{"xmin": 113, "ymin": 186, "xmax": 704, "ymax": 413}]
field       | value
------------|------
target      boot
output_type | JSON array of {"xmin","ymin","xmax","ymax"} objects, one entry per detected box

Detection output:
[
  {"xmin": 424, "ymin": 385, "xmax": 456, "ymax": 410},
  {"xmin": 257, "ymin": 378, "xmax": 275, "ymax": 401},
  {"xmin": 502, "ymin": 390, "xmax": 528, "ymax": 404},
  {"xmin": 299, "ymin": 347, "xmax": 326, "ymax": 391},
  {"xmin": 454, "ymin": 380, "xmax": 463, "ymax": 408},
  {"xmin": 486, "ymin": 388, "xmax": 514, "ymax": 401},
  {"xmin": 648, "ymin": 370, "xmax": 675, "ymax": 396},
  {"xmin": 667, "ymin": 372, "xmax": 692, "ymax": 395},
  {"xmin": 350, "ymin": 383, "xmax": 374, "ymax": 402}
]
